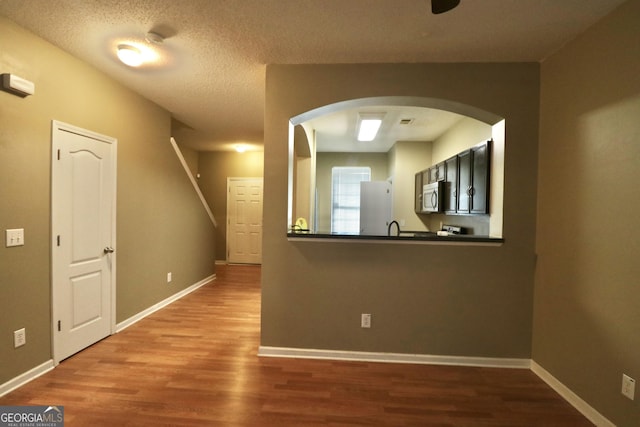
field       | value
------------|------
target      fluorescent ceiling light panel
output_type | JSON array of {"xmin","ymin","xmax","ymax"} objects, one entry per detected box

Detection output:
[{"xmin": 357, "ymin": 113, "xmax": 385, "ymax": 141}]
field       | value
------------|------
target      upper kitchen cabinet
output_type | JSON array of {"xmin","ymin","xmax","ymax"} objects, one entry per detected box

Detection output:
[
  {"xmin": 414, "ymin": 171, "xmax": 423, "ymax": 214},
  {"xmin": 428, "ymin": 162, "xmax": 445, "ymax": 183},
  {"xmin": 444, "ymin": 156, "xmax": 458, "ymax": 213},
  {"xmin": 457, "ymin": 140, "xmax": 491, "ymax": 214}
]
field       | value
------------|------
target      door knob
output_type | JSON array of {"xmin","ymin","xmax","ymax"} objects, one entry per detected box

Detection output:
[{"xmin": 103, "ymin": 247, "xmax": 114, "ymax": 254}]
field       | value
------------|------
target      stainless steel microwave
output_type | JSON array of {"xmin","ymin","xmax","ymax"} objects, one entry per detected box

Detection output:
[{"xmin": 422, "ymin": 181, "xmax": 443, "ymax": 213}]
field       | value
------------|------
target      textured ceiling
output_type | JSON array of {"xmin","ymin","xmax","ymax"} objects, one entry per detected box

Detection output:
[{"xmin": 0, "ymin": 0, "xmax": 627, "ymax": 150}]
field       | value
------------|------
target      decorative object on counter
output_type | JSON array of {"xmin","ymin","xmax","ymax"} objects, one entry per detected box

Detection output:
[
  {"xmin": 442, "ymin": 224, "xmax": 465, "ymax": 234},
  {"xmin": 290, "ymin": 217, "xmax": 309, "ymax": 234}
]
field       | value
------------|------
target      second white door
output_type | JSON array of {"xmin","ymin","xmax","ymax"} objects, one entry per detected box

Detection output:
[
  {"xmin": 51, "ymin": 121, "xmax": 116, "ymax": 363},
  {"xmin": 227, "ymin": 178, "xmax": 263, "ymax": 264}
]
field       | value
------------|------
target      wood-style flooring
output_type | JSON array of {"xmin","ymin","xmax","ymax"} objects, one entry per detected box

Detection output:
[{"xmin": 0, "ymin": 265, "xmax": 592, "ymax": 426}]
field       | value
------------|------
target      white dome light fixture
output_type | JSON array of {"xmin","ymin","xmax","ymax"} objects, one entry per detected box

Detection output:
[
  {"xmin": 116, "ymin": 31, "xmax": 165, "ymax": 68},
  {"xmin": 117, "ymin": 44, "xmax": 143, "ymax": 67}
]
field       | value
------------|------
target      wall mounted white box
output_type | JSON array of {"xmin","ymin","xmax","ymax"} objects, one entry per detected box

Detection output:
[
  {"xmin": 1, "ymin": 73, "xmax": 35, "ymax": 97},
  {"xmin": 6, "ymin": 228, "xmax": 24, "ymax": 247}
]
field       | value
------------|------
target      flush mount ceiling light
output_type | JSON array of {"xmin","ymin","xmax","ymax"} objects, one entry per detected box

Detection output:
[
  {"xmin": 116, "ymin": 31, "xmax": 166, "ymax": 68},
  {"xmin": 235, "ymin": 144, "xmax": 248, "ymax": 153},
  {"xmin": 117, "ymin": 44, "xmax": 143, "ymax": 67},
  {"xmin": 357, "ymin": 113, "xmax": 385, "ymax": 142}
]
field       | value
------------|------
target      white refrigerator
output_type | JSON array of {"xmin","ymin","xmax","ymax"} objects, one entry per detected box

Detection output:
[{"xmin": 359, "ymin": 180, "xmax": 393, "ymax": 236}]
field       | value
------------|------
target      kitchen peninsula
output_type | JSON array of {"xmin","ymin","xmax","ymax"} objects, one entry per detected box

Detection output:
[{"xmin": 287, "ymin": 231, "xmax": 503, "ymax": 245}]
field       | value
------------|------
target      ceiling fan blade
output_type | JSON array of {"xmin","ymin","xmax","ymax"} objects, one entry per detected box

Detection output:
[{"xmin": 431, "ymin": 0, "xmax": 460, "ymax": 14}]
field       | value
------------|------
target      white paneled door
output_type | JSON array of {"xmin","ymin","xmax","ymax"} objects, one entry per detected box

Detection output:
[
  {"xmin": 51, "ymin": 121, "xmax": 116, "ymax": 363},
  {"xmin": 227, "ymin": 178, "xmax": 263, "ymax": 264}
]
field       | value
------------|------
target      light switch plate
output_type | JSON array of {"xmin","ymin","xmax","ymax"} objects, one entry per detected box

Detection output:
[
  {"xmin": 361, "ymin": 313, "xmax": 371, "ymax": 328},
  {"xmin": 6, "ymin": 229, "xmax": 24, "ymax": 247},
  {"xmin": 622, "ymin": 374, "xmax": 635, "ymax": 400}
]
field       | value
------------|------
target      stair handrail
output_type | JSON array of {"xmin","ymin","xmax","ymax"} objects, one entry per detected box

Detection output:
[{"xmin": 169, "ymin": 137, "xmax": 217, "ymax": 228}]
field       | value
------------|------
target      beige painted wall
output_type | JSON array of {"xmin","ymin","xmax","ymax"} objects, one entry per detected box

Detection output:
[
  {"xmin": 0, "ymin": 17, "xmax": 215, "ymax": 384},
  {"xmin": 294, "ymin": 156, "xmax": 312, "ymax": 227},
  {"xmin": 389, "ymin": 141, "xmax": 431, "ymax": 232},
  {"xmin": 177, "ymin": 142, "xmax": 200, "ymax": 178},
  {"xmin": 197, "ymin": 151, "xmax": 264, "ymax": 261},
  {"xmin": 432, "ymin": 117, "xmax": 492, "ymax": 163},
  {"xmin": 534, "ymin": 0, "xmax": 640, "ymax": 424},
  {"xmin": 293, "ymin": 124, "xmax": 313, "ymax": 227},
  {"xmin": 263, "ymin": 62, "xmax": 540, "ymax": 357}
]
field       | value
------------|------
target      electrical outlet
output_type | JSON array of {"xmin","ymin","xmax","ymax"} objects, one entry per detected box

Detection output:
[
  {"xmin": 361, "ymin": 313, "xmax": 371, "ymax": 328},
  {"xmin": 167, "ymin": 272, "xmax": 172, "ymax": 283},
  {"xmin": 622, "ymin": 374, "xmax": 635, "ymax": 400},
  {"xmin": 14, "ymin": 328, "xmax": 26, "ymax": 348}
]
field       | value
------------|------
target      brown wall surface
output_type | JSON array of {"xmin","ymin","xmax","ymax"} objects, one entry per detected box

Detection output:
[
  {"xmin": 262, "ymin": 62, "xmax": 540, "ymax": 358},
  {"xmin": 534, "ymin": 0, "xmax": 640, "ymax": 424},
  {"xmin": 0, "ymin": 17, "xmax": 215, "ymax": 383}
]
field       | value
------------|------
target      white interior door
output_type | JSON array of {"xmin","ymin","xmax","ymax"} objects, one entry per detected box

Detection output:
[
  {"xmin": 227, "ymin": 178, "xmax": 263, "ymax": 264},
  {"xmin": 51, "ymin": 121, "xmax": 116, "ymax": 363}
]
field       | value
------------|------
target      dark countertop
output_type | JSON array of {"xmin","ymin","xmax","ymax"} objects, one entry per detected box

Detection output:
[{"xmin": 287, "ymin": 232, "xmax": 503, "ymax": 245}]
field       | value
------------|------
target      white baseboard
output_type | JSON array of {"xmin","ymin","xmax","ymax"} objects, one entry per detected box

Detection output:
[
  {"xmin": 531, "ymin": 360, "xmax": 615, "ymax": 427},
  {"xmin": 259, "ymin": 348, "xmax": 615, "ymax": 425},
  {"xmin": 0, "ymin": 360, "xmax": 55, "ymax": 398},
  {"xmin": 1, "ymin": 274, "xmax": 215, "ymax": 398},
  {"xmin": 258, "ymin": 346, "xmax": 531, "ymax": 369},
  {"xmin": 116, "ymin": 273, "xmax": 215, "ymax": 333}
]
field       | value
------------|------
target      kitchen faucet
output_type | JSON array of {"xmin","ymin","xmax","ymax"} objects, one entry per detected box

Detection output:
[{"xmin": 387, "ymin": 220, "xmax": 400, "ymax": 236}]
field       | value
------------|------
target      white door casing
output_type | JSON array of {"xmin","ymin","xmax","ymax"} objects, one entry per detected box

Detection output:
[
  {"xmin": 227, "ymin": 178, "xmax": 263, "ymax": 264},
  {"xmin": 51, "ymin": 121, "xmax": 116, "ymax": 363}
]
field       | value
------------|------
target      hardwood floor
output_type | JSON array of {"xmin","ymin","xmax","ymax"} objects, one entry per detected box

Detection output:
[{"xmin": 1, "ymin": 265, "xmax": 592, "ymax": 426}]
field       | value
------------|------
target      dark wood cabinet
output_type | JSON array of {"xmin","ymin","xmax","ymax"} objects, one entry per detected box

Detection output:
[
  {"xmin": 470, "ymin": 141, "xmax": 490, "ymax": 214},
  {"xmin": 428, "ymin": 162, "xmax": 445, "ymax": 183},
  {"xmin": 456, "ymin": 140, "xmax": 491, "ymax": 214},
  {"xmin": 421, "ymin": 169, "xmax": 430, "ymax": 188},
  {"xmin": 414, "ymin": 172, "xmax": 423, "ymax": 213},
  {"xmin": 415, "ymin": 140, "xmax": 490, "ymax": 216},
  {"xmin": 444, "ymin": 156, "xmax": 458, "ymax": 213},
  {"xmin": 457, "ymin": 149, "xmax": 472, "ymax": 212}
]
